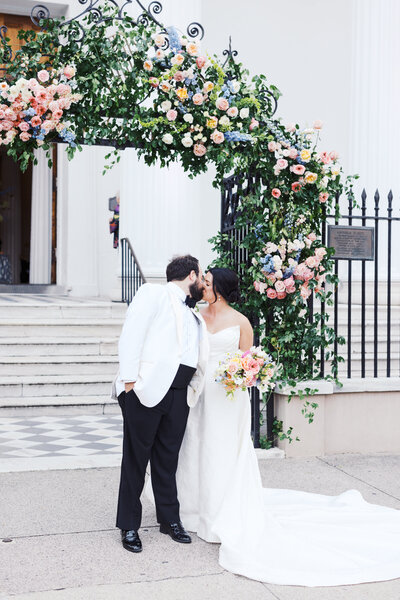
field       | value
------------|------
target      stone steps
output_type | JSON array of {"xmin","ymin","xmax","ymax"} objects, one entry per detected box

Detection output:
[
  {"xmin": 0, "ymin": 319, "xmax": 124, "ymax": 338},
  {"xmin": 0, "ymin": 355, "xmax": 118, "ymax": 376},
  {"xmin": 0, "ymin": 374, "xmax": 113, "ymax": 398},
  {"xmin": 0, "ymin": 337, "xmax": 118, "ymax": 357}
]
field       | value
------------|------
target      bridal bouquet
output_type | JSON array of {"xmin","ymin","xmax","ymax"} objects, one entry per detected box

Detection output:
[{"xmin": 215, "ymin": 346, "xmax": 278, "ymax": 399}]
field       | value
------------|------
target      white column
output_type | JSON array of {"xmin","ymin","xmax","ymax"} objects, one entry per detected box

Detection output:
[
  {"xmin": 29, "ymin": 149, "xmax": 52, "ymax": 284},
  {"xmin": 348, "ymin": 0, "xmax": 400, "ymax": 282}
]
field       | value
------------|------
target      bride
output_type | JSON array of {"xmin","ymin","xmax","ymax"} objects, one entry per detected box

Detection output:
[{"xmin": 175, "ymin": 267, "xmax": 400, "ymax": 587}]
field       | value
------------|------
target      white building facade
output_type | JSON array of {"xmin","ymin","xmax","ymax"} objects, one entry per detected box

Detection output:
[{"xmin": 0, "ymin": 0, "xmax": 399, "ymax": 297}]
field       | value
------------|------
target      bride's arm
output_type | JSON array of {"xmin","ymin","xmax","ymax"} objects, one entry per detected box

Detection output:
[{"xmin": 239, "ymin": 316, "xmax": 254, "ymax": 352}]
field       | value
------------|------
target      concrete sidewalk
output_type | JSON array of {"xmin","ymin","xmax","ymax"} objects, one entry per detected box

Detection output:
[{"xmin": 1, "ymin": 453, "xmax": 400, "ymax": 599}]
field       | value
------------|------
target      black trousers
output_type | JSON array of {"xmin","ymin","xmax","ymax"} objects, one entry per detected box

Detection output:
[{"xmin": 116, "ymin": 364, "xmax": 196, "ymax": 531}]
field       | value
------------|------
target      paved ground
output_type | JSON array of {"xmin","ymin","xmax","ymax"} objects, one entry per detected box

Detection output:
[{"xmin": 1, "ymin": 429, "xmax": 400, "ymax": 600}]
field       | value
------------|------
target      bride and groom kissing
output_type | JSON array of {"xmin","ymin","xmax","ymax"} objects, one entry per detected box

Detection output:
[{"xmin": 112, "ymin": 254, "xmax": 400, "ymax": 587}]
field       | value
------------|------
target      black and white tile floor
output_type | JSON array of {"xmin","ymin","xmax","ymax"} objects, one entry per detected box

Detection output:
[{"xmin": 0, "ymin": 414, "xmax": 123, "ymax": 472}]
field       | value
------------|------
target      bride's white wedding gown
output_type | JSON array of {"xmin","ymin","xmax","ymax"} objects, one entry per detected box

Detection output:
[{"xmin": 174, "ymin": 325, "xmax": 400, "ymax": 587}]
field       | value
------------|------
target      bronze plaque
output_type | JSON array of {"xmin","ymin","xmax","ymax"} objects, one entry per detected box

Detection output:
[{"xmin": 328, "ymin": 225, "xmax": 375, "ymax": 260}]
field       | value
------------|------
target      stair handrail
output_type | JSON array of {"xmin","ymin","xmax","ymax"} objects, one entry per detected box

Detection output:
[{"xmin": 120, "ymin": 237, "xmax": 146, "ymax": 305}]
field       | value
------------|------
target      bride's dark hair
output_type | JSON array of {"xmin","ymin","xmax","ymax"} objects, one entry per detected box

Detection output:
[{"xmin": 208, "ymin": 267, "xmax": 240, "ymax": 304}]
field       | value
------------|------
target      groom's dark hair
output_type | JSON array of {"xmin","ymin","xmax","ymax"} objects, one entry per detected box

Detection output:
[{"xmin": 166, "ymin": 255, "xmax": 200, "ymax": 281}]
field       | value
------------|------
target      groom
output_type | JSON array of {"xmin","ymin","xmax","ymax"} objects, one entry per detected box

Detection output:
[{"xmin": 112, "ymin": 255, "xmax": 208, "ymax": 553}]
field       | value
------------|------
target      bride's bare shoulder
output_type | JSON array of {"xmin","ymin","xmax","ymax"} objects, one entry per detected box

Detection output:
[{"xmin": 230, "ymin": 307, "xmax": 253, "ymax": 331}]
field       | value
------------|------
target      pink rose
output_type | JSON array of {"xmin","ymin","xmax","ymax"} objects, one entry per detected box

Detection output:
[
  {"xmin": 227, "ymin": 106, "xmax": 238, "ymax": 118},
  {"xmin": 319, "ymin": 192, "xmax": 329, "ymax": 203},
  {"xmin": 268, "ymin": 141, "xmax": 278, "ymax": 152},
  {"xmin": 271, "ymin": 188, "xmax": 281, "ymax": 198},
  {"xmin": 307, "ymin": 232, "xmax": 317, "ymax": 241},
  {"xmin": 319, "ymin": 151, "xmax": 331, "ymax": 164},
  {"xmin": 63, "ymin": 66, "xmax": 76, "ymax": 80},
  {"xmin": 288, "ymin": 147, "xmax": 298, "ymax": 159},
  {"xmin": 28, "ymin": 78, "xmax": 39, "ymax": 89},
  {"xmin": 253, "ymin": 281, "xmax": 260, "ymax": 292},
  {"xmin": 18, "ymin": 122, "xmax": 30, "ymax": 132},
  {"xmin": 166, "ymin": 109, "xmax": 178, "ymax": 121},
  {"xmin": 19, "ymin": 132, "xmax": 31, "ymax": 141},
  {"xmin": 305, "ymin": 256, "xmax": 319, "ymax": 269},
  {"xmin": 283, "ymin": 276, "xmax": 295, "ymax": 288},
  {"xmin": 216, "ymin": 97, "xmax": 229, "ymax": 111},
  {"xmin": 193, "ymin": 143, "xmax": 207, "ymax": 157},
  {"xmin": 285, "ymin": 123, "xmax": 296, "ymax": 133},
  {"xmin": 30, "ymin": 116, "xmax": 42, "ymax": 127},
  {"xmin": 52, "ymin": 110, "xmax": 63, "ymax": 121},
  {"xmin": 313, "ymin": 119, "xmax": 323, "ymax": 130},
  {"xmin": 276, "ymin": 158, "xmax": 288, "ymax": 170},
  {"xmin": 249, "ymin": 118, "xmax": 259, "ymax": 131},
  {"xmin": 329, "ymin": 151, "xmax": 339, "ymax": 161},
  {"xmin": 275, "ymin": 280, "xmax": 286, "ymax": 293},
  {"xmin": 266, "ymin": 288, "xmax": 277, "ymax": 299},
  {"xmin": 228, "ymin": 363, "xmax": 239, "ymax": 375},
  {"xmin": 192, "ymin": 93, "xmax": 203, "ymax": 105},
  {"xmin": 37, "ymin": 70, "xmax": 49, "ymax": 83},
  {"xmin": 149, "ymin": 77, "xmax": 159, "ymax": 88},
  {"xmin": 277, "ymin": 291, "xmax": 287, "ymax": 299},
  {"xmin": 300, "ymin": 284, "xmax": 312, "ymax": 300},
  {"xmin": 196, "ymin": 56, "xmax": 206, "ymax": 69},
  {"xmin": 211, "ymin": 129, "xmax": 224, "ymax": 144},
  {"xmin": 315, "ymin": 247, "xmax": 327, "ymax": 260},
  {"xmin": 2, "ymin": 121, "xmax": 13, "ymax": 131},
  {"xmin": 290, "ymin": 164, "xmax": 305, "ymax": 175},
  {"xmin": 286, "ymin": 285, "xmax": 296, "ymax": 294},
  {"xmin": 174, "ymin": 71, "xmax": 185, "ymax": 82}
]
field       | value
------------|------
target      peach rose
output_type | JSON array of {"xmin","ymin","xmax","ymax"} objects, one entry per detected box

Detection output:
[
  {"xmin": 31, "ymin": 116, "xmax": 42, "ymax": 127},
  {"xmin": 153, "ymin": 34, "xmax": 166, "ymax": 48},
  {"xmin": 216, "ymin": 97, "xmax": 229, "ymax": 111},
  {"xmin": 227, "ymin": 106, "xmax": 238, "ymax": 118},
  {"xmin": 288, "ymin": 148, "xmax": 298, "ymax": 159},
  {"xmin": 19, "ymin": 131, "xmax": 31, "ymax": 141},
  {"xmin": 52, "ymin": 110, "xmax": 63, "ymax": 121},
  {"xmin": 186, "ymin": 42, "xmax": 199, "ymax": 56},
  {"xmin": 319, "ymin": 192, "xmax": 329, "ymax": 203},
  {"xmin": 155, "ymin": 49, "xmax": 165, "ymax": 60},
  {"xmin": 160, "ymin": 81, "xmax": 171, "ymax": 93},
  {"xmin": 18, "ymin": 122, "xmax": 30, "ymax": 132},
  {"xmin": 277, "ymin": 291, "xmax": 287, "ymax": 299},
  {"xmin": 313, "ymin": 119, "xmax": 323, "ymax": 130},
  {"xmin": 143, "ymin": 60, "xmax": 153, "ymax": 72},
  {"xmin": 203, "ymin": 81, "xmax": 214, "ymax": 93},
  {"xmin": 192, "ymin": 93, "xmax": 203, "ymax": 105},
  {"xmin": 211, "ymin": 129, "xmax": 224, "ymax": 144},
  {"xmin": 300, "ymin": 285, "xmax": 312, "ymax": 300},
  {"xmin": 266, "ymin": 288, "xmax": 277, "ymax": 299},
  {"xmin": 171, "ymin": 54, "xmax": 185, "ymax": 66},
  {"xmin": 193, "ymin": 143, "xmax": 207, "ymax": 157},
  {"xmin": 304, "ymin": 171, "xmax": 318, "ymax": 184}
]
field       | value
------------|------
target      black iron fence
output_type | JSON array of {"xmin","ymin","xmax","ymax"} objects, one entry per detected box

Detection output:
[
  {"xmin": 221, "ymin": 174, "xmax": 400, "ymax": 446},
  {"xmin": 320, "ymin": 189, "xmax": 400, "ymax": 379},
  {"xmin": 121, "ymin": 237, "xmax": 146, "ymax": 305}
]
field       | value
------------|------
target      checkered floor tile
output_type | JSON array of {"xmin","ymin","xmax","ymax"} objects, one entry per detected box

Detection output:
[{"xmin": 0, "ymin": 415, "xmax": 123, "ymax": 458}]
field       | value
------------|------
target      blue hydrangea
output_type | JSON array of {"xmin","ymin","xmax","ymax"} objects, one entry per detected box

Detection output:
[
  {"xmin": 224, "ymin": 131, "xmax": 253, "ymax": 143},
  {"xmin": 23, "ymin": 108, "xmax": 36, "ymax": 117},
  {"xmin": 166, "ymin": 26, "xmax": 181, "ymax": 53}
]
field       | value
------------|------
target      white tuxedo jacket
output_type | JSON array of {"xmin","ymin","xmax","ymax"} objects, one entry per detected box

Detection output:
[{"xmin": 111, "ymin": 283, "xmax": 209, "ymax": 408}]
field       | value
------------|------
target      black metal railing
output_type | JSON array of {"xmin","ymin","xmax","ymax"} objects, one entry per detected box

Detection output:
[
  {"xmin": 121, "ymin": 237, "xmax": 146, "ymax": 305},
  {"xmin": 221, "ymin": 172, "xmax": 273, "ymax": 448},
  {"xmin": 319, "ymin": 188, "xmax": 400, "ymax": 379}
]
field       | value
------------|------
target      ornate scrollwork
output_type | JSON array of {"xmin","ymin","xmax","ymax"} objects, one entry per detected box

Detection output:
[
  {"xmin": 0, "ymin": 25, "xmax": 12, "ymax": 63},
  {"xmin": 222, "ymin": 36, "xmax": 238, "ymax": 68},
  {"xmin": 186, "ymin": 22, "xmax": 204, "ymax": 41},
  {"xmin": 30, "ymin": 4, "xmax": 51, "ymax": 27}
]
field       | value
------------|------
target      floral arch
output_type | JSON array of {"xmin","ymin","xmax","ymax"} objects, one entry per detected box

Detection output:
[{"xmin": 0, "ymin": 0, "xmax": 353, "ymax": 445}]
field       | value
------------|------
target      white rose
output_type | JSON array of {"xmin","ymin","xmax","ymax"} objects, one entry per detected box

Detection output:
[
  {"xmin": 182, "ymin": 136, "xmax": 193, "ymax": 147},
  {"xmin": 162, "ymin": 133, "xmax": 173, "ymax": 144},
  {"xmin": 219, "ymin": 115, "xmax": 230, "ymax": 127},
  {"xmin": 230, "ymin": 80, "xmax": 240, "ymax": 93},
  {"xmin": 321, "ymin": 176, "xmax": 329, "ymax": 188},
  {"xmin": 202, "ymin": 136, "xmax": 207, "ymax": 142},
  {"xmin": 161, "ymin": 100, "xmax": 172, "ymax": 112},
  {"xmin": 239, "ymin": 107, "xmax": 249, "ymax": 119},
  {"xmin": 183, "ymin": 113, "xmax": 194, "ymax": 123},
  {"xmin": 237, "ymin": 122, "xmax": 243, "ymax": 129}
]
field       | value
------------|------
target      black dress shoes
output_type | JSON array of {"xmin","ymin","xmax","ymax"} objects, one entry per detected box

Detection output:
[
  {"xmin": 160, "ymin": 521, "xmax": 192, "ymax": 544},
  {"xmin": 121, "ymin": 529, "xmax": 142, "ymax": 553}
]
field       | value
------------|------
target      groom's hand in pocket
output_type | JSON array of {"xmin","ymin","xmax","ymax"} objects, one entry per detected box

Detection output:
[{"xmin": 125, "ymin": 382, "xmax": 135, "ymax": 393}]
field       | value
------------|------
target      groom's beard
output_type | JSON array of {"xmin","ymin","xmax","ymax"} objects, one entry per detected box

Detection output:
[{"xmin": 189, "ymin": 280, "xmax": 204, "ymax": 302}]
